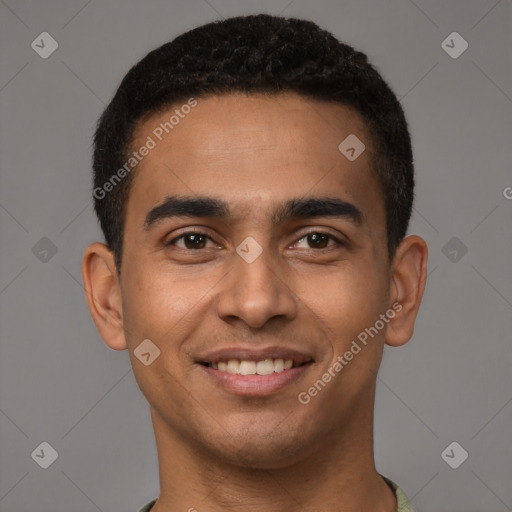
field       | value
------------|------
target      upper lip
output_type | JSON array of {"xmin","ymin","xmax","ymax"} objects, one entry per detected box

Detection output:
[{"xmin": 195, "ymin": 346, "xmax": 314, "ymax": 365}]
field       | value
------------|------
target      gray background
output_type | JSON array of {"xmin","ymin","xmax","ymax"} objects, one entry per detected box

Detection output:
[{"xmin": 0, "ymin": 1, "xmax": 511, "ymax": 511}]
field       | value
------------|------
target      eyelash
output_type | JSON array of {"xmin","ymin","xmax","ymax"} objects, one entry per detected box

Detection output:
[{"xmin": 166, "ymin": 230, "xmax": 346, "ymax": 251}]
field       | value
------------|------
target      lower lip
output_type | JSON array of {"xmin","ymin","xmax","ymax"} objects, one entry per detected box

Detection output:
[{"xmin": 198, "ymin": 363, "xmax": 313, "ymax": 396}]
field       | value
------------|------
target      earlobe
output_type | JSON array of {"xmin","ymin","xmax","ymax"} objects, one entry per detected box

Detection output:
[
  {"xmin": 81, "ymin": 242, "xmax": 127, "ymax": 351},
  {"xmin": 385, "ymin": 235, "xmax": 428, "ymax": 347}
]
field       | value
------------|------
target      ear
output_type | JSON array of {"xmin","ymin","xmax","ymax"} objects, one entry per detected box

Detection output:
[
  {"xmin": 385, "ymin": 235, "xmax": 428, "ymax": 347},
  {"xmin": 82, "ymin": 242, "xmax": 127, "ymax": 350}
]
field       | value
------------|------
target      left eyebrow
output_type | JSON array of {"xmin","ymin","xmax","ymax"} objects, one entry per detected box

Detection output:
[
  {"xmin": 143, "ymin": 195, "xmax": 364, "ymax": 230},
  {"xmin": 272, "ymin": 197, "xmax": 363, "ymax": 226}
]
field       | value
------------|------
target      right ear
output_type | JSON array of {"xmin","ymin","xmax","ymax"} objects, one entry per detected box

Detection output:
[{"xmin": 82, "ymin": 242, "xmax": 127, "ymax": 350}]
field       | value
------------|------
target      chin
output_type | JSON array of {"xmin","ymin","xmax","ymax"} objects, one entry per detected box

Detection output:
[{"xmin": 203, "ymin": 421, "xmax": 314, "ymax": 470}]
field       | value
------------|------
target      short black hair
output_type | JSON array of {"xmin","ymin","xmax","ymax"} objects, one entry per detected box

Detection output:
[{"xmin": 93, "ymin": 13, "xmax": 414, "ymax": 272}]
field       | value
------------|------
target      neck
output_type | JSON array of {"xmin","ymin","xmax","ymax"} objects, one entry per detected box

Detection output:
[{"xmin": 149, "ymin": 393, "xmax": 396, "ymax": 512}]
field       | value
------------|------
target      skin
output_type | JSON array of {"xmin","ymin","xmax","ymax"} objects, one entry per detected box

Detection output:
[{"xmin": 82, "ymin": 92, "xmax": 428, "ymax": 512}]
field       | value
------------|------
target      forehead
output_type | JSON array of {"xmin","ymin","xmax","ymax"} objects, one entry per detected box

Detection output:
[
  {"xmin": 134, "ymin": 92, "xmax": 371, "ymax": 164},
  {"xmin": 126, "ymin": 92, "xmax": 384, "ymax": 229}
]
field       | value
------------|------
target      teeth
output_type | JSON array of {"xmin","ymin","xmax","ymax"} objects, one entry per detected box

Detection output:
[
  {"xmin": 256, "ymin": 359, "xmax": 274, "ymax": 375},
  {"xmin": 210, "ymin": 358, "xmax": 298, "ymax": 375},
  {"xmin": 227, "ymin": 360, "xmax": 239, "ymax": 374},
  {"xmin": 239, "ymin": 360, "xmax": 256, "ymax": 375},
  {"xmin": 274, "ymin": 358, "xmax": 284, "ymax": 373}
]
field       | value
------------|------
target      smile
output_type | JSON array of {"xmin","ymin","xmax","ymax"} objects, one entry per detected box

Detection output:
[
  {"xmin": 195, "ymin": 346, "xmax": 315, "ymax": 395},
  {"xmin": 201, "ymin": 358, "xmax": 309, "ymax": 375}
]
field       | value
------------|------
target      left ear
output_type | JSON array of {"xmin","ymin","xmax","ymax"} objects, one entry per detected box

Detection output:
[{"xmin": 385, "ymin": 235, "xmax": 428, "ymax": 347}]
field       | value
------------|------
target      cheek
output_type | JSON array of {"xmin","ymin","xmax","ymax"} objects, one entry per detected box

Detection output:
[
  {"xmin": 120, "ymin": 254, "xmax": 222, "ymax": 347},
  {"xmin": 307, "ymin": 260, "xmax": 389, "ymax": 348}
]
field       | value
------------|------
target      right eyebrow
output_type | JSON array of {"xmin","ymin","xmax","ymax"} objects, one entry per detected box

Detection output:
[{"xmin": 144, "ymin": 196, "xmax": 229, "ymax": 230}]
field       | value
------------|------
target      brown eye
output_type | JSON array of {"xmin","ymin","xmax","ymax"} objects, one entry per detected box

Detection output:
[
  {"xmin": 167, "ymin": 232, "xmax": 213, "ymax": 250},
  {"xmin": 294, "ymin": 232, "xmax": 343, "ymax": 250},
  {"xmin": 306, "ymin": 233, "xmax": 329, "ymax": 249}
]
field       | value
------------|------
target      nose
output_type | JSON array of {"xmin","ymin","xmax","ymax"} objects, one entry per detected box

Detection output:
[{"xmin": 214, "ymin": 243, "xmax": 298, "ymax": 329}]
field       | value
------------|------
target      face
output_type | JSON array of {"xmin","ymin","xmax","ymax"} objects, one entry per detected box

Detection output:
[{"xmin": 110, "ymin": 93, "xmax": 395, "ymax": 467}]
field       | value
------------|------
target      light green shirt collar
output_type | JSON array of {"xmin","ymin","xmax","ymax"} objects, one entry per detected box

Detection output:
[{"xmin": 382, "ymin": 475, "xmax": 416, "ymax": 512}]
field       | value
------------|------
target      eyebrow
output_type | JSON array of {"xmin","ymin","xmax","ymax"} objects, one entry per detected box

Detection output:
[{"xmin": 144, "ymin": 195, "xmax": 363, "ymax": 230}]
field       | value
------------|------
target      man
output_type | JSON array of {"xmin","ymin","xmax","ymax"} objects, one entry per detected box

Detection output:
[{"xmin": 82, "ymin": 13, "xmax": 427, "ymax": 512}]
